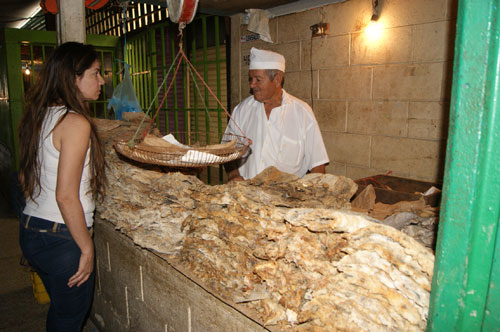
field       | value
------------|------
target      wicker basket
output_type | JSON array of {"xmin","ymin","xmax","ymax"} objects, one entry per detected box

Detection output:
[{"xmin": 114, "ymin": 132, "xmax": 250, "ymax": 168}]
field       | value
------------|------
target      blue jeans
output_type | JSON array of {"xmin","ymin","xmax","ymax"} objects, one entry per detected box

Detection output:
[{"xmin": 19, "ymin": 214, "xmax": 95, "ymax": 332}]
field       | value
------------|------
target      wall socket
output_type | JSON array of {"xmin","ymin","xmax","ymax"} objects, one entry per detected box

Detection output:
[{"xmin": 310, "ymin": 23, "xmax": 330, "ymax": 37}]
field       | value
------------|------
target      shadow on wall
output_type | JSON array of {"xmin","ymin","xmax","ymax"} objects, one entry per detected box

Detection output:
[{"xmin": 438, "ymin": 15, "xmax": 458, "ymax": 181}]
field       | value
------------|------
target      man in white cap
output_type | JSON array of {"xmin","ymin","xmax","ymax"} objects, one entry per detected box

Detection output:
[{"xmin": 225, "ymin": 47, "xmax": 329, "ymax": 181}]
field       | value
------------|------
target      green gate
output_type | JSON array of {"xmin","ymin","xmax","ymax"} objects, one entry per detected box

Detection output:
[
  {"xmin": 0, "ymin": 28, "xmax": 119, "ymax": 170},
  {"xmin": 124, "ymin": 15, "xmax": 229, "ymax": 184},
  {"xmin": 427, "ymin": 0, "xmax": 500, "ymax": 330}
]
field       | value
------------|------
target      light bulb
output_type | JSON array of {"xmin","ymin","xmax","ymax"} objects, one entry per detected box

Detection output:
[
  {"xmin": 365, "ymin": 20, "xmax": 383, "ymax": 42},
  {"xmin": 25, "ymin": 68, "xmax": 31, "ymax": 75}
]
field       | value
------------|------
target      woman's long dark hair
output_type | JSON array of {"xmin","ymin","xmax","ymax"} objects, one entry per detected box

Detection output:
[{"xmin": 18, "ymin": 42, "xmax": 107, "ymax": 201}]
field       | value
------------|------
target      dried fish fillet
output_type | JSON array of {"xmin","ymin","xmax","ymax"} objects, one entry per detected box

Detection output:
[{"xmin": 94, "ymin": 119, "xmax": 435, "ymax": 332}]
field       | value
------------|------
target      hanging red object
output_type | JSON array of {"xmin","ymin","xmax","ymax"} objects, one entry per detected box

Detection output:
[
  {"xmin": 40, "ymin": 0, "xmax": 109, "ymax": 14},
  {"xmin": 40, "ymin": 0, "xmax": 57, "ymax": 14},
  {"xmin": 85, "ymin": 0, "xmax": 109, "ymax": 10},
  {"xmin": 167, "ymin": 0, "xmax": 199, "ymax": 24}
]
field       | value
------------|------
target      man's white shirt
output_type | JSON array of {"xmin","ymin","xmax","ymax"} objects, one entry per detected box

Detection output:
[{"xmin": 225, "ymin": 90, "xmax": 329, "ymax": 180}]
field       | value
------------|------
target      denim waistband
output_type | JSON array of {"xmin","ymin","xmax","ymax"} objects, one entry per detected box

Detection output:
[{"xmin": 21, "ymin": 214, "xmax": 93, "ymax": 235}]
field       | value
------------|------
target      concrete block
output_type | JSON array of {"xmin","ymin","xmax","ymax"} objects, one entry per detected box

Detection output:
[
  {"xmin": 351, "ymin": 26, "xmax": 412, "ymax": 65},
  {"xmin": 302, "ymin": 35, "xmax": 350, "ymax": 70},
  {"xmin": 414, "ymin": 21, "xmax": 456, "ymax": 62},
  {"xmin": 277, "ymin": 8, "xmax": 322, "ymax": 42},
  {"xmin": 319, "ymin": 67, "xmax": 372, "ymax": 100},
  {"xmin": 322, "ymin": 131, "xmax": 371, "ymax": 166},
  {"xmin": 285, "ymin": 70, "xmax": 314, "ymax": 101},
  {"xmin": 91, "ymin": 293, "xmax": 128, "ymax": 331},
  {"xmin": 126, "ymin": 295, "xmax": 170, "ymax": 332},
  {"xmin": 326, "ymin": 162, "xmax": 347, "ymax": 177},
  {"xmin": 373, "ymin": 63, "xmax": 446, "ymax": 101},
  {"xmin": 238, "ymin": 45, "xmax": 251, "ymax": 101},
  {"xmin": 91, "ymin": 219, "xmax": 269, "ymax": 332},
  {"xmin": 313, "ymin": 100, "xmax": 347, "ymax": 132},
  {"xmin": 371, "ymin": 136, "xmax": 445, "ymax": 181},
  {"xmin": 409, "ymin": 101, "xmax": 450, "ymax": 140},
  {"xmin": 240, "ymin": 18, "xmax": 278, "ymax": 47},
  {"xmin": 138, "ymin": 258, "xmax": 191, "ymax": 332},
  {"xmin": 261, "ymin": 42, "xmax": 302, "ymax": 72},
  {"xmin": 345, "ymin": 166, "xmax": 379, "ymax": 181},
  {"xmin": 93, "ymin": 223, "xmax": 142, "ymax": 322},
  {"xmin": 379, "ymin": 0, "xmax": 449, "ymax": 27},
  {"xmin": 346, "ymin": 166, "xmax": 413, "ymax": 182},
  {"xmin": 322, "ymin": 0, "xmax": 372, "ymax": 35},
  {"xmin": 347, "ymin": 101, "xmax": 408, "ymax": 136}
]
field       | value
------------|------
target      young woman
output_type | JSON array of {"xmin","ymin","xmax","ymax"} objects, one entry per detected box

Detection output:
[{"xmin": 18, "ymin": 42, "xmax": 107, "ymax": 331}]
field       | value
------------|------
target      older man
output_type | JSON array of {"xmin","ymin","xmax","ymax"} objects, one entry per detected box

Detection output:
[{"xmin": 225, "ymin": 47, "xmax": 329, "ymax": 181}]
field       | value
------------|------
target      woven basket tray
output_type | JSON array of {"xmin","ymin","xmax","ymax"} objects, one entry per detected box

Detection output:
[{"xmin": 114, "ymin": 133, "xmax": 250, "ymax": 168}]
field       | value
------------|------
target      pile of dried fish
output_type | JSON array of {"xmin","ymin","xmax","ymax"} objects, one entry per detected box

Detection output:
[
  {"xmin": 95, "ymin": 116, "xmax": 435, "ymax": 331},
  {"xmin": 180, "ymin": 180, "xmax": 433, "ymax": 331},
  {"xmin": 352, "ymin": 184, "xmax": 439, "ymax": 249}
]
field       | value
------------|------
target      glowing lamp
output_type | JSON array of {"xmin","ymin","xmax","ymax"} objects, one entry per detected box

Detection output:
[{"xmin": 365, "ymin": 20, "xmax": 383, "ymax": 41}]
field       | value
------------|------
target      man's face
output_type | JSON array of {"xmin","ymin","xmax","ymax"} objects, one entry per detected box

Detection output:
[{"xmin": 249, "ymin": 69, "xmax": 280, "ymax": 103}]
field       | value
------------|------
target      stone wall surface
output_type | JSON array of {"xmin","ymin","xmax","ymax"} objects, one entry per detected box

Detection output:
[
  {"xmin": 92, "ymin": 117, "xmax": 435, "ymax": 331},
  {"xmin": 231, "ymin": 0, "xmax": 458, "ymax": 182}
]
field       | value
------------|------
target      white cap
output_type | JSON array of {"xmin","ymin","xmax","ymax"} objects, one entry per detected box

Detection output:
[{"xmin": 249, "ymin": 47, "xmax": 285, "ymax": 72}]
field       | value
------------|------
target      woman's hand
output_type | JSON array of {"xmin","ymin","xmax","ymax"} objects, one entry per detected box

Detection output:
[{"xmin": 68, "ymin": 246, "xmax": 94, "ymax": 287}]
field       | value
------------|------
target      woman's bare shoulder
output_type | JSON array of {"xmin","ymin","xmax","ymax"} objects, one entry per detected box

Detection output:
[
  {"xmin": 53, "ymin": 112, "xmax": 91, "ymax": 151},
  {"xmin": 58, "ymin": 113, "xmax": 91, "ymax": 134}
]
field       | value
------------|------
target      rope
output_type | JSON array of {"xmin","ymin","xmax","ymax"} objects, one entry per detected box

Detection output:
[
  {"xmin": 122, "ymin": 2, "xmax": 129, "ymax": 64},
  {"xmin": 128, "ymin": 51, "xmax": 182, "ymax": 145},
  {"xmin": 134, "ymin": 52, "xmax": 185, "ymax": 142},
  {"xmin": 178, "ymin": 47, "xmax": 250, "ymax": 144},
  {"xmin": 127, "ymin": 23, "xmax": 251, "ymax": 146},
  {"xmin": 187, "ymin": 62, "xmax": 211, "ymax": 123}
]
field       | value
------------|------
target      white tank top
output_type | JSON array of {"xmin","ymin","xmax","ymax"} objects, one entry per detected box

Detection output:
[{"xmin": 23, "ymin": 106, "xmax": 95, "ymax": 227}]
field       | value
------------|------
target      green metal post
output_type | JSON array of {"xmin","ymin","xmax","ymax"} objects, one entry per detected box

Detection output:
[
  {"xmin": 427, "ymin": 0, "xmax": 500, "ymax": 331},
  {"xmin": 160, "ymin": 27, "xmax": 168, "ymax": 132},
  {"xmin": 169, "ymin": 28, "xmax": 179, "ymax": 133},
  {"xmin": 191, "ymin": 23, "xmax": 199, "ymax": 138},
  {"xmin": 201, "ymin": 16, "xmax": 212, "ymax": 183},
  {"xmin": 4, "ymin": 35, "xmax": 23, "ymax": 170},
  {"xmin": 140, "ymin": 36, "xmax": 147, "ymax": 109},
  {"xmin": 149, "ymin": 28, "xmax": 158, "ymax": 128},
  {"xmin": 202, "ymin": 16, "xmax": 209, "ymax": 143},
  {"xmin": 28, "ymin": 44, "xmax": 34, "ymax": 85},
  {"xmin": 182, "ymin": 29, "xmax": 188, "ymax": 135},
  {"xmin": 214, "ymin": 16, "xmax": 224, "ymax": 183}
]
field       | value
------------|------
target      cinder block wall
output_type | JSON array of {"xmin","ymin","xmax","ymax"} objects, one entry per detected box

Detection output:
[
  {"xmin": 91, "ymin": 218, "xmax": 270, "ymax": 332},
  {"xmin": 230, "ymin": 0, "xmax": 457, "ymax": 182}
]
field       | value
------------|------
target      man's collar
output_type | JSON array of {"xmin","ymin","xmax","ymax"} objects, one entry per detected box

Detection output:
[{"xmin": 281, "ymin": 89, "xmax": 292, "ymax": 105}]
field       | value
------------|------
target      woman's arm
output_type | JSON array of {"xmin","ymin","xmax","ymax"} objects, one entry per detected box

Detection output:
[{"xmin": 53, "ymin": 113, "xmax": 94, "ymax": 288}]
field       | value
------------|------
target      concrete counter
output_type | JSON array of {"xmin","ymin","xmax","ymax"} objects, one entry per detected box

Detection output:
[{"xmin": 91, "ymin": 217, "xmax": 271, "ymax": 332}]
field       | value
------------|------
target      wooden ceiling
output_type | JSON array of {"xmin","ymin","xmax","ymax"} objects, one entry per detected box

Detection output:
[{"xmin": 0, "ymin": 0, "xmax": 301, "ymax": 29}]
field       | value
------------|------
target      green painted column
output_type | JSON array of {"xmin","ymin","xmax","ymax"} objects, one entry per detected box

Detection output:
[{"xmin": 427, "ymin": 0, "xmax": 500, "ymax": 331}]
